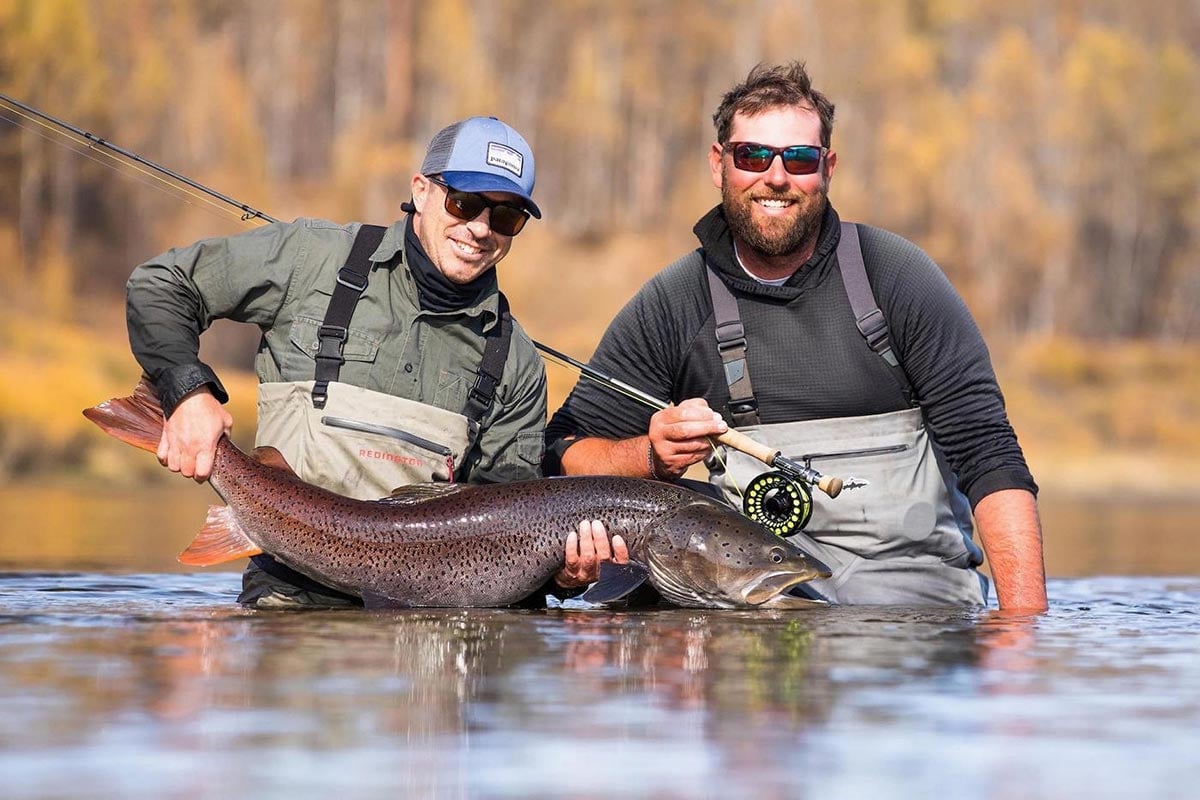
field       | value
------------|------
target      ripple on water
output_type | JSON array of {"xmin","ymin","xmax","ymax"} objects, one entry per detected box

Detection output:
[{"xmin": 0, "ymin": 574, "xmax": 1197, "ymax": 799}]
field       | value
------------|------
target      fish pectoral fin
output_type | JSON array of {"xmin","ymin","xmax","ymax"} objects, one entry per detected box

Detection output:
[
  {"xmin": 178, "ymin": 505, "xmax": 262, "ymax": 566},
  {"xmin": 580, "ymin": 560, "xmax": 651, "ymax": 604},
  {"xmin": 250, "ymin": 446, "xmax": 297, "ymax": 475},
  {"xmin": 378, "ymin": 482, "xmax": 471, "ymax": 505}
]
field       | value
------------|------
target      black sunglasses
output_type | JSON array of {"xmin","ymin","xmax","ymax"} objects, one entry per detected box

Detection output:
[
  {"xmin": 427, "ymin": 176, "xmax": 530, "ymax": 236},
  {"xmin": 725, "ymin": 142, "xmax": 827, "ymax": 175}
]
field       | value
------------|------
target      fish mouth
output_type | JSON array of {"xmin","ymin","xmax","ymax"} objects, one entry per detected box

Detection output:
[
  {"xmin": 649, "ymin": 558, "xmax": 831, "ymax": 610},
  {"xmin": 739, "ymin": 556, "xmax": 833, "ymax": 606},
  {"xmin": 740, "ymin": 571, "xmax": 814, "ymax": 606}
]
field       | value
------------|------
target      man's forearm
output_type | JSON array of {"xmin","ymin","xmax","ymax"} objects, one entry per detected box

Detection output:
[
  {"xmin": 559, "ymin": 435, "xmax": 655, "ymax": 478},
  {"xmin": 975, "ymin": 488, "xmax": 1047, "ymax": 612}
]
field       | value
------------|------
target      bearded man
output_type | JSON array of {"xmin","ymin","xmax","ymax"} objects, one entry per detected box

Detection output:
[{"xmin": 544, "ymin": 62, "xmax": 1047, "ymax": 611}]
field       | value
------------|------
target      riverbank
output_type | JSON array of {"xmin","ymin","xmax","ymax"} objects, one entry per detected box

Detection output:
[
  {"xmin": 997, "ymin": 336, "xmax": 1200, "ymax": 501},
  {"xmin": 2, "ymin": 304, "xmax": 1198, "ymax": 500}
]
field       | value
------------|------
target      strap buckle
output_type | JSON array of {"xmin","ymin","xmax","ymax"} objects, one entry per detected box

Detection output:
[
  {"xmin": 729, "ymin": 397, "xmax": 758, "ymax": 417},
  {"xmin": 714, "ymin": 319, "xmax": 746, "ymax": 352},
  {"xmin": 312, "ymin": 380, "xmax": 329, "ymax": 409},
  {"xmin": 315, "ymin": 325, "xmax": 348, "ymax": 361},
  {"xmin": 469, "ymin": 371, "xmax": 498, "ymax": 407},
  {"xmin": 856, "ymin": 309, "xmax": 890, "ymax": 352},
  {"xmin": 336, "ymin": 267, "xmax": 369, "ymax": 292}
]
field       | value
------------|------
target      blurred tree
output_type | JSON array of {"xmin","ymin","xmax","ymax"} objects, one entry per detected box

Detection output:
[
  {"xmin": 960, "ymin": 27, "xmax": 1068, "ymax": 336},
  {"xmin": 1054, "ymin": 26, "xmax": 1199, "ymax": 339},
  {"xmin": 0, "ymin": 0, "xmax": 1195, "ymax": 343},
  {"xmin": 0, "ymin": 0, "xmax": 107, "ymax": 311},
  {"xmin": 1144, "ymin": 43, "xmax": 1200, "ymax": 339}
]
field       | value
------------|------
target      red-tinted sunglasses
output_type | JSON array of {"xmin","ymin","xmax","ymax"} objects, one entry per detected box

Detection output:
[
  {"xmin": 427, "ymin": 176, "xmax": 530, "ymax": 236},
  {"xmin": 725, "ymin": 142, "xmax": 827, "ymax": 175}
]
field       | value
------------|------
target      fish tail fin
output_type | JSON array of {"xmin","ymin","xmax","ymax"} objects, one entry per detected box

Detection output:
[
  {"xmin": 178, "ymin": 505, "xmax": 262, "ymax": 566},
  {"xmin": 82, "ymin": 379, "xmax": 165, "ymax": 454}
]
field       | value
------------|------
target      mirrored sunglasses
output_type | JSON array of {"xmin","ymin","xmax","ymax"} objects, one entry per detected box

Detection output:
[{"xmin": 726, "ymin": 142, "xmax": 827, "ymax": 175}]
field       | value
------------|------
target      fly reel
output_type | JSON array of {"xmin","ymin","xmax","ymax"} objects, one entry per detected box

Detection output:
[{"xmin": 742, "ymin": 471, "xmax": 813, "ymax": 537}]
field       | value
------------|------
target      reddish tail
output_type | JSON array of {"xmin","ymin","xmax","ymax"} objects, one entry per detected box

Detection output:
[{"xmin": 82, "ymin": 379, "xmax": 164, "ymax": 454}]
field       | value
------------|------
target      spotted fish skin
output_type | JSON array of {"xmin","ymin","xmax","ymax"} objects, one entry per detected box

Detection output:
[
  {"xmin": 212, "ymin": 449, "xmax": 698, "ymax": 606},
  {"xmin": 84, "ymin": 382, "xmax": 830, "ymax": 608}
]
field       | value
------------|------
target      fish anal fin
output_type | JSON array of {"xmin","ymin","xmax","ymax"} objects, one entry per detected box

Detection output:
[
  {"xmin": 580, "ymin": 561, "xmax": 650, "ymax": 604},
  {"xmin": 361, "ymin": 589, "xmax": 413, "ymax": 609},
  {"xmin": 250, "ymin": 446, "xmax": 296, "ymax": 475},
  {"xmin": 178, "ymin": 505, "xmax": 262, "ymax": 566}
]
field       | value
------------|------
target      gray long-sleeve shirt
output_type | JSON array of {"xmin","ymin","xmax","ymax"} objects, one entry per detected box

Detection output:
[
  {"xmin": 127, "ymin": 216, "xmax": 546, "ymax": 483},
  {"xmin": 546, "ymin": 204, "xmax": 1036, "ymax": 509}
]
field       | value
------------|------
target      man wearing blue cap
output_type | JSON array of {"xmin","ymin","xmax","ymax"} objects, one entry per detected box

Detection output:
[{"xmin": 127, "ymin": 116, "xmax": 602, "ymax": 607}]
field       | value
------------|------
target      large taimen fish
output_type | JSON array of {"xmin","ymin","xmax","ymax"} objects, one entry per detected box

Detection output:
[{"xmin": 83, "ymin": 382, "xmax": 830, "ymax": 608}]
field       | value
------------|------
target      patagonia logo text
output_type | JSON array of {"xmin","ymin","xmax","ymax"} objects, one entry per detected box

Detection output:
[
  {"xmin": 359, "ymin": 448, "xmax": 427, "ymax": 467},
  {"xmin": 486, "ymin": 142, "xmax": 523, "ymax": 177}
]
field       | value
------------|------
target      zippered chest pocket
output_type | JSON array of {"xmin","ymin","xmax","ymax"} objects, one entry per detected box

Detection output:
[
  {"xmin": 321, "ymin": 416, "xmax": 454, "ymax": 460},
  {"xmin": 789, "ymin": 443, "xmax": 910, "ymax": 465},
  {"xmin": 319, "ymin": 414, "xmax": 457, "ymax": 482},
  {"xmin": 786, "ymin": 440, "xmax": 919, "ymax": 500}
]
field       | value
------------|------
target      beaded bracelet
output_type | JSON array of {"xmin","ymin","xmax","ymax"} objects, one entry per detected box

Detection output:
[{"xmin": 647, "ymin": 440, "xmax": 667, "ymax": 481}]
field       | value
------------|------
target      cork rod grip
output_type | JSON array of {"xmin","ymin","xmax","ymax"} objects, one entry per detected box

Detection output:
[
  {"xmin": 714, "ymin": 428, "xmax": 779, "ymax": 467},
  {"xmin": 817, "ymin": 475, "xmax": 843, "ymax": 498}
]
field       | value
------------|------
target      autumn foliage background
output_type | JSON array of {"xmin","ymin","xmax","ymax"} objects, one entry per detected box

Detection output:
[{"xmin": 0, "ymin": 0, "xmax": 1197, "ymax": 497}]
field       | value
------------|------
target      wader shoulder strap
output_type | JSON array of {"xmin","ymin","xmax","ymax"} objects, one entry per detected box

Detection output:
[
  {"xmin": 463, "ymin": 292, "xmax": 512, "ymax": 424},
  {"xmin": 312, "ymin": 223, "xmax": 388, "ymax": 409},
  {"xmin": 705, "ymin": 262, "xmax": 761, "ymax": 427},
  {"xmin": 836, "ymin": 222, "xmax": 916, "ymax": 405}
]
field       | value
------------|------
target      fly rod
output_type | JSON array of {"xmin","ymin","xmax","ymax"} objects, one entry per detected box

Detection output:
[
  {"xmin": 0, "ymin": 93, "xmax": 275, "ymax": 224},
  {"xmin": 536, "ymin": 342, "xmax": 845, "ymax": 499},
  {"xmin": 0, "ymin": 92, "xmax": 849, "ymax": 501}
]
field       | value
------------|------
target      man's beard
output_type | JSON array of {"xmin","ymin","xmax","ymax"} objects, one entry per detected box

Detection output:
[{"xmin": 721, "ymin": 165, "xmax": 828, "ymax": 258}]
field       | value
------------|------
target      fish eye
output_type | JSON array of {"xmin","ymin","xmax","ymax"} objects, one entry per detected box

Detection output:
[{"xmin": 769, "ymin": 548, "xmax": 785, "ymax": 564}]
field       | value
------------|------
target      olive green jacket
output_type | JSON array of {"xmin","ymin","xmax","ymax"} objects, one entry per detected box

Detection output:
[{"xmin": 126, "ymin": 216, "xmax": 547, "ymax": 483}]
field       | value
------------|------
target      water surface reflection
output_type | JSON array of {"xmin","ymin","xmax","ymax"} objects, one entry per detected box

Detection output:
[
  {"xmin": 2, "ymin": 573, "xmax": 1197, "ymax": 798},
  {"xmin": 3, "ymin": 482, "xmax": 1199, "ymax": 798}
]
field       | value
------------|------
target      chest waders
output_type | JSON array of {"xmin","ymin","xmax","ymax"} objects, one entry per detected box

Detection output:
[
  {"xmin": 244, "ymin": 224, "xmax": 513, "ymax": 606},
  {"xmin": 705, "ymin": 223, "xmax": 987, "ymax": 606}
]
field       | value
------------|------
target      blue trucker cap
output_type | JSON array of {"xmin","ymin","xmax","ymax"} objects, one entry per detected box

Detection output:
[{"xmin": 420, "ymin": 116, "xmax": 541, "ymax": 219}]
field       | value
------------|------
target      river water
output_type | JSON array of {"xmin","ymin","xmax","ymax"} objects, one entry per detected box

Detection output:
[{"xmin": 1, "ymin": 485, "xmax": 1198, "ymax": 799}]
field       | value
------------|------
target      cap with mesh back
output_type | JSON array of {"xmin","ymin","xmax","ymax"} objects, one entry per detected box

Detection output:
[{"xmin": 420, "ymin": 116, "xmax": 541, "ymax": 219}]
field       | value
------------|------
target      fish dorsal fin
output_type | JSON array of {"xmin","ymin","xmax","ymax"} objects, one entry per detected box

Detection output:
[
  {"xmin": 378, "ymin": 482, "xmax": 471, "ymax": 506},
  {"xmin": 250, "ymin": 446, "xmax": 297, "ymax": 475},
  {"xmin": 580, "ymin": 560, "xmax": 650, "ymax": 604}
]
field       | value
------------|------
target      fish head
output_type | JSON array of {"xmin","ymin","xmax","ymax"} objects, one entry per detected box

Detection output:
[{"xmin": 643, "ymin": 500, "xmax": 831, "ymax": 608}]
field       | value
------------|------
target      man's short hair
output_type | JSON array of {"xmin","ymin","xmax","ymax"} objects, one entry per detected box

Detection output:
[{"xmin": 712, "ymin": 62, "xmax": 836, "ymax": 147}]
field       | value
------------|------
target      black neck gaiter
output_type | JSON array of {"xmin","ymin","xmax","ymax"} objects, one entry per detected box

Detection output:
[{"xmin": 404, "ymin": 216, "xmax": 496, "ymax": 312}]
